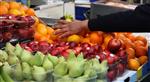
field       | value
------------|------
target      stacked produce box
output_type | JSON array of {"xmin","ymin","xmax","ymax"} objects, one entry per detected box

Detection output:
[{"xmin": 0, "ymin": 1, "xmax": 149, "ymax": 82}]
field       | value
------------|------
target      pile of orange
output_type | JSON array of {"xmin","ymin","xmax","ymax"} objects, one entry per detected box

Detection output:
[
  {"xmin": 34, "ymin": 23, "xmax": 57, "ymax": 43},
  {"xmin": 114, "ymin": 33, "xmax": 148, "ymax": 70},
  {"xmin": 0, "ymin": 1, "xmax": 35, "ymax": 16}
]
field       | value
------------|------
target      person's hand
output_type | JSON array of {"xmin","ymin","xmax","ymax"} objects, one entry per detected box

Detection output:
[{"xmin": 54, "ymin": 20, "xmax": 89, "ymax": 38}]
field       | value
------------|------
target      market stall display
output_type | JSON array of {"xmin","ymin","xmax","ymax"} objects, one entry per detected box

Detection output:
[{"xmin": 0, "ymin": 1, "xmax": 149, "ymax": 82}]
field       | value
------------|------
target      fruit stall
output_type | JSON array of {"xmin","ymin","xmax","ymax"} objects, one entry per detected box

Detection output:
[{"xmin": 0, "ymin": 0, "xmax": 150, "ymax": 82}]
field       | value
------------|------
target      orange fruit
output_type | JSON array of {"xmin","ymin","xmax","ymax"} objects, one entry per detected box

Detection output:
[
  {"xmin": 47, "ymin": 27, "xmax": 54, "ymax": 35},
  {"xmin": 9, "ymin": 9, "xmax": 21, "ymax": 15},
  {"xmin": 138, "ymin": 56, "xmax": 148, "ymax": 65},
  {"xmin": 117, "ymin": 33, "xmax": 127, "ymax": 41},
  {"xmin": 47, "ymin": 39, "xmax": 54, "ymax": 44},
  {"xmin": 135, "ymin": 45, "xmax": 147, "ymax": 57},
  {"xmin": 50, "ymin": 33, "xmax": 58, "ymax": 40},
  {"xmin": 126, "ymin": 48, "xmax": 135, "ymax": 59},
  {"xmin": 135, "ymin": 36, "xmax": 147, "ymax": 47},
  {"xmin": 0, "ymin": 1, "xmax": 9, "ymax": 9},
  {"xmin": 32, "ymin": 16, "xmax": 39, "ymax": 27},
  {"xmin": 36, "ymin": 23, "xmax": 47, "ymax": 35},
  {"xmin": 26, "ymin": 8, "xmax": 35, "ymax": 16},
  {"xmin": 19, "ymin": 9, "xmax": 25, "ymax": 15},
  {"xmin": 67, "ymin": 34, "xmax": 81, "ymax": 43},
  {"xmin": 82, "ymin": 37, "xmax": 91, "ymax": 44},
  {"xmin": 124, "ymin": 38, "xmax": 134, "ymax": 49},
  {"xmin": 103, "ymin": 35, "xmax": 113, "ymax": 48},
  {"xmin": 134, "ymin": 40, "xmax": 145, "ymax": 47},
  {"xmin": 9, "ymin": 1, "xmax": 20, "ymax": 9},
  {"xmin": 89, "ymin": 32, "xmax": 103, "ymax": 44},
  {"xmin": 40, "ymin": 36, "xmax": 49, "ymax": 41},
  {"xmin": 127, "ymin": 35, "xmax": 136, "ymax": 42},
  {"xmin": 120, "ymin": 39, "xmax": 126, "ymax": 49},
  {"xmin": 128, "ymin": 59, "xmax": 140, "ymax": 70},
  {"xmin": 34, "ymin": 32, "xmax": 43, "ymax": 41},
  {"xmin": 124, "ymin": 32, "xmax": 132, "ymax": 36},
  {"xmin": 19, "ymin": 5, "xmax": 28, "ymax": 12},
  {"xmin": 0, "ymin": 5, "xmax": 8, "ymax": 15},
  {"xmin": 101, "ymin": 43, "xmax": 106, "ymax": 50}
]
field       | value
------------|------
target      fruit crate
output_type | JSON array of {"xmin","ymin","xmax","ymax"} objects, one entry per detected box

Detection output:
[{"xmin": 135, "ymin": 46, "xmax": 150, "ymax": 81}]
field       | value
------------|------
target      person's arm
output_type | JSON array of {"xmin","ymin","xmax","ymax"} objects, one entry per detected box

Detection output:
[{"xmin": 88, "ymin": 4, "xmax": 150, "ymax": 32}]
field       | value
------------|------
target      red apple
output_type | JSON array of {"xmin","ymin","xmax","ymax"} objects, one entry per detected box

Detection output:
[
  {"xmin": 116, "ymin": 50, "xmax": 126, "ymax": 57},
  {"xmin": 83, "ymin": 50, "xmax": 88, "ymax": 57},
  {"xmin": 3, "ymin": 32, "xmax": 12, "ymax": 42},
  {"xmin": 65, "ymin": 42, "xmax": 70, "ymax": 46},
  {"xmin": 38, "ymin": 41, "xmax": 49, "ymax": 54},
  {"xmin": 51, "ymin": 49, "xmax": 60, "ymax": 56},
  {"xmin": 20, "ymin": 43, "xmax": 33, "ymax": 52},
  {"xmin": 56, "ymin": 47, "xmax": 66, "ymax": 52},
  {"xmin": 107, "ymin": 56, "xmax": 115, "ymax": 65},
  {"xmin": 103, "ymin": 50, "xmax": 111, "ymax": 58},
  {"xmin": 88, "ymin": 46, "xmax": 95, "ymax": 54},
  {"xmin": 117, "ymin": 63, "xmax": 125, "ymax": 75},
  {"xmin": 25, "ymin": 16, "xmax": 35, "ymax": 26},
  {"xmin": 113, "ymin": 55, "xmax": 119, "ymax": 62},
  {"xmin": 85, "ymin": 53, "xmax": 95, "ymax": 59},
  {"xmin": 59, "ymin": 41, "xmax": 66, "ymax": 47},
  {"xmin": 61, "ymin": 51, "xmax": 69, "ymax": 58},
  {"xmin": 107, "ymin": 70, "xmax": 117, "ymax": 81},
  {"xmin": 107, "ymin": 38, "xmax": 122, "ymax": 53},
  {"xmin": 49, "ymin": 43, "xmax": 54, "ymax": 48},
  {"xmin": 53, "ymin": 42, "xmax": 60, "ymax": 47},
  {"xmin": 80, "ymin": 43, "xmax": 91, "ymax": 48},
  {"xmin": 93, "ymin": 45, "xmax": 102, "ymax": 52},
  {"xmin": 18, "ymin": 28, "xmax": 29, "ymax": 39},
  {"xmin": 28, "ymin": 41, "xmax": 39, "ymax": 52},
  {"xmin": 20, "ymin": 43, "xmax": 28, "ymax": 48},
  {"xmin": 99, "ymin": 53, "xmax": 106, "ymax": 62},
  {"xmin": 24, "ymin": 46, "xmax": 33, "ymax": 52},
  {"xmin": 27, "ymin": 28, "xmax": 34, "ymax": 37},
  {"xmin": 74, "ymin": 46, "xmax": 82, "ymax": 54},
  {"xmin": 6, "ymin": 14, "xmax": 16, "ymax": 20},
  {"xmin": 116, "ymin": 50, "xmax": 127, "ymax": 61},
  {"xmin": 85, "ymin": 47, "xmax": 90, "ymax": 51}
]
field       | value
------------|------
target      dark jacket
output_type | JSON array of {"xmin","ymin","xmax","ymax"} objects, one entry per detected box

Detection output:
[{"xmin": 88, "ymin": 4, "xmax": 150, "ymax": 32}]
